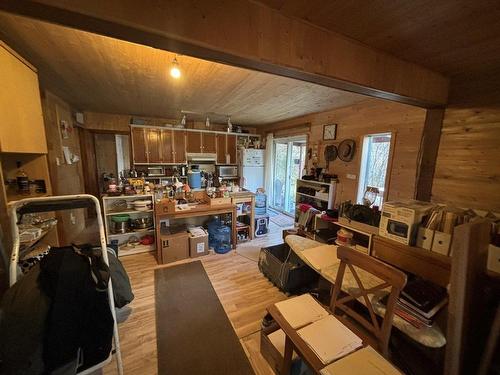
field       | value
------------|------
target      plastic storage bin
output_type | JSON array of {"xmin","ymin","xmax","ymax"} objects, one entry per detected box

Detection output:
[{"xmin": 258, "ymin": 243, "xmax": 318, "ymax": 293}]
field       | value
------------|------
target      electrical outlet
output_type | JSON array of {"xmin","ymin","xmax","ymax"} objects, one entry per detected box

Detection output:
[
  {"xmin": 346, "ymin": 174, "xmax": 357, "ymax": 180},
  {"xmin": 56, "ymin": 157, "xmax": 61, "ymax": 166},
  {"xmin": 70, "ymin": 212, "xmax": 76, "ymax": 225}
]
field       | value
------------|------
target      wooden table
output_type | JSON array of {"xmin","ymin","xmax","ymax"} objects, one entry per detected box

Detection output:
[{"xmin": 155, "ymin": 203, "xmax": 237, "ymax": 262}]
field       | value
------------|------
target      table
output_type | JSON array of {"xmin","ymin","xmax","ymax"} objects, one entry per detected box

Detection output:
[
  {"xmin": 285, "ymin": 235, "xmax": 447, "ymax": 348},
  {"xmin": 155, "ymin": 203, "xmax": 237, "ymax": 262}
]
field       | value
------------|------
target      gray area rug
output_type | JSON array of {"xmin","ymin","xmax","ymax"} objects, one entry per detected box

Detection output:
[{"xmin": 155, "ymin": 261, "xmax": 254, "ymax": 374}]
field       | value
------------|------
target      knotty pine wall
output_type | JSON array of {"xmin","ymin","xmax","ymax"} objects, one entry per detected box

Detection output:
[
  {"xmin": 432, "ymin": 107, "xmax": 500, "ymax": 211},
  {"xmin": 264, "ymin": 99, "xmax": 427, "ymax": 205}
]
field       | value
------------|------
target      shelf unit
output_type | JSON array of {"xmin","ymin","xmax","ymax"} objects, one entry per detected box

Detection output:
[
  {"xmin": 232, "ymin": 194, "xmax": 255, "ymax": 243},
  {"xmin": 295, "ymin": 179, "xmax": 336, "ymax": 225},
  {"xmin": 102, "ymin": 194, "xmax": 156, "ymax": 257}
]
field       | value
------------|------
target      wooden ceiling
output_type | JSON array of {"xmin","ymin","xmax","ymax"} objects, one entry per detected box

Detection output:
[
  {"xmin": 257, "ymin": 0, "xmax": 500, "ymax": 91},
  {"xmin": 0, "ymin": 13, "xmax": 367, "ymax": 126}
]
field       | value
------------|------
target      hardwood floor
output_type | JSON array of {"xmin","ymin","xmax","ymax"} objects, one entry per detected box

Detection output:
[{"xmin": 101, "ymin": 220, "xmax": 292, "ymax": 374}]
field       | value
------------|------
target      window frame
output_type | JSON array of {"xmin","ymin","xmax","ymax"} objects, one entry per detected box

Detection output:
[{"xmin": 356, "ymin": 132, "xmax": 395, "ymax": 206}]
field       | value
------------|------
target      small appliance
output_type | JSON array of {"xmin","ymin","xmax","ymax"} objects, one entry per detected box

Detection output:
[
  {"xmin": 216, "ymin": 165, "xmax": 238, "ymax": 178},
  {"xmin": 147, "ymin": 166, "xmax": 164, "ymax": 176},
  {"xmin": 379, "ymin": 200, "xmax": 435, "ymax": 245}
]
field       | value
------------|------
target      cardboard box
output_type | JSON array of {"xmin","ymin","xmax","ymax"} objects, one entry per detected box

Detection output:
[
  {"xmin": 487, "ymin": 244, "xmax": 500, "ymax": 274},
  {"xmin": 161, "ymin": 230, "xmax": 189, "ymax": 264},
  {"xmin": 189, "ymin": 227, "xmax": 209, "ymax": 257},
  {"xmin": 416, "ymin": 227, "xmax": 435, "ymax": 250},
  {"xmin": 431, "ymin": 231, "xmax": 452, "ymax": 256}
]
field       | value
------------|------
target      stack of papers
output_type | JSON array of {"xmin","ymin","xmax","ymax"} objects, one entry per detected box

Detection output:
[
  {"xmin": 320, "ymin": 346, "xmax": 402, "ymax": 375},
  {"xmin": 297, "ymin": 315, "xmax": 363, "ymax": 365},
  {"xmin": 301, "ymin": 245, "xmax": 339, "ymax": 271},
  {"xmin": 275, "ymin": 294, "xmax": 329, "ymax": 329}
]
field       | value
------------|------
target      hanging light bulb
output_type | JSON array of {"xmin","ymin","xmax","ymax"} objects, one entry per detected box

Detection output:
[
  {"xmin": 170, "ymin": 56, "xmax": 181, "ymax": 79},
  {"xmin": 180, "ymin": 114, "xmax": 186, "ymax": 126},
  {"xmin": 227, "ymin": 116, "xmax": 233, "ymax": 132},
  {"xmin": 205, "ymin": 116, "xmax": 210, "ymax": 128}
]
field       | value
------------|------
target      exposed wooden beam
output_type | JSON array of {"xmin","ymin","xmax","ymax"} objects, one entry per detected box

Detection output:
[
  {"xmin": 0, "ymin": 0, "xmax": 449, "ymax": 107},
  {"xmin": 415, "ymin": 108, "xmax": 445, "ymax": 201}
]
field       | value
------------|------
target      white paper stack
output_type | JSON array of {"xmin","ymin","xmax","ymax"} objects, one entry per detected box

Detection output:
[
  {"xmin": 297, "ymin": 315, "xmax": 363, "ymax": 365},
  {"xmin": 319, "ymin": 346, "xmax": 402, "ymax": 375},
  {"xmin": 275, "ymin": 294, "xmax": 329, "ymax": 329},
  {"xmin": 301, "ymin": 245, "xmax": 339, "ymax": 271}
]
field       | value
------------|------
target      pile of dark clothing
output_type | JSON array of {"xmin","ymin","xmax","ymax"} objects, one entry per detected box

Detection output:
[{"xmin": 0, "ymin": 245, "xmax": 134, "ymax": 375}]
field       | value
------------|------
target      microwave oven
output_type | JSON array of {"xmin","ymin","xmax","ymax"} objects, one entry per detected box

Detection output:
[
  {"xmin": 147, "ymin": 166, "xmax": 165, "ymax": 176},
  {"xmin": 378, "ymin": 200, "xmax": 435, "ymax": 245},
  {"xmin": 216, "ymin": 165, "xmax": 238, "ymax": 177}
]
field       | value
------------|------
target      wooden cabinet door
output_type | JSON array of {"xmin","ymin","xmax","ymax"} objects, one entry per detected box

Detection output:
[
  {"xmin": 131, "ymin": 127, "xmax": 148, "ymax": 163},
  {"xmin": 186, "ymin": 131, "xmax": 202, "ymax": 153},
  {"xmin": 161, "ymin": 129, "xmax": 174, "ymax": 163},
  {"xmin": 147, "ymin": 129, "xmax": 162, "ymax": 163},
  {"xmin": 202, "ymin": 132, "xmax": 217, "ymax": 153},
  {"xmin": 173, "ymin": 130, "xmax": 186, "ymax": 163},
  {"xmin": 227, "ymin": 135, "xmax": 237, "ymax": 164},
  {"xmin": 0, "ymin": 45, "xmax": 47, "ymax": 153},
  {"xmin": 216, "ymin": 134, "xmax": 226, "ymax": 164}
]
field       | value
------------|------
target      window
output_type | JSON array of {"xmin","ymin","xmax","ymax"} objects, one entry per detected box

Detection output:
[{"xmin": 357, "ymin": 133, "xmax": 392, "ymax": 207}]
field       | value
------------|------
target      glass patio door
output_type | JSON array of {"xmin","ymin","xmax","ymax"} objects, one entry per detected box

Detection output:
[{"xmin": 272, "ymin": 136, "xmax": 306, "ymax": 215}]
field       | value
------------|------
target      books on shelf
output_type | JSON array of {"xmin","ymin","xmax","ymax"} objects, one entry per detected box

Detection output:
[
  {"xmin": 275, "ymin": 294, "xmax": 329, "ymax": 329},
  {"xmin": 297, "ymin": 315, "xmax": 362, "ymax": 365}
]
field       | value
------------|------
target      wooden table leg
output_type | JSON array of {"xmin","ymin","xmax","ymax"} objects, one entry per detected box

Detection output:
[
  {"xmin": 232, "ymin": 206, "xmax": 237, "ymax": 249},
  {"xmin": 281, "ymin": 335, "xmax": 293, "ymax": 375}
]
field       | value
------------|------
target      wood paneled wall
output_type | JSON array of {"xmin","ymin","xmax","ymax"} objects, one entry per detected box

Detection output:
[
  {"xmin": 432, "ymin": 107, "xmax": 500, "ymax": 211},
  {"xmin": 265, "ymin": 99, "xmax": 427, "ymax": 204},
  {"xmin": 41, "ymin": 90, "xmax": 86, "ymax": 244}
]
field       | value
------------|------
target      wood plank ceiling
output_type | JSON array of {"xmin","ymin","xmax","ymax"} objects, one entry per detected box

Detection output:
[
  {"xmin": 0, "ymin": 12, "xmax": 367, "ymax": 126},
  {"xmin": 257, "ymin": 0, "xmax": 500, "ymax": 104}
]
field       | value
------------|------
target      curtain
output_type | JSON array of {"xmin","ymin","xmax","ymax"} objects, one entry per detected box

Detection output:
[{"xmin": 264, "ymin": 133, "xmax": 274, "ymax": 203}]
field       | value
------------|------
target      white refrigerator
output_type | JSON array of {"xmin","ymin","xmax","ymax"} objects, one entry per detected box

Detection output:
[{"xmin": 239, "ymin": 149, "xmax": 265, "ymax": 193}]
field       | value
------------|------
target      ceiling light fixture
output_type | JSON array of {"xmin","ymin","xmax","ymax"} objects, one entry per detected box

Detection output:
[
  {"xmin": 227, "ymin": 116, "xmax": 233, "ymax": 132},
  {"xmin": 170, "ymin": 56, "xmax": 181, "ymax": 79},
  {"xmin": 205, "ymin": 116, "xmax": 210, "ymax": 128},
  {"xmin": 180, "ymin": 114, "xmax": 186, "ymax": 126}
]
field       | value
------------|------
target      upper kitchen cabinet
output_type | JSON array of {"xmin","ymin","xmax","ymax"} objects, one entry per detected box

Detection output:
[
  {"xmin": 201, "ymin": 132, "xmax": 217, "ymax": 153},
  {"xmin": 216, "ymin": 134, "xmax": 237, "ymax": 164},
  {"xmin": 173, "ymin": 131, "xmax": 186, "ymax": 163},
  {"xmin": 131, "ymin": 127, "xmax": 148, "ymax": 164},
  {"xmin": 186, "ymin": 131, "xmax": 202, "ymax": 153},
  {"xmin": 0, "ymin": 42, "xmax": 47, "ymax": 154},
  {"xmin": 160, "ymin": 129, "xmax": 174, "ymax": 163},
  {"xmin": 146, "ymin": 128, "xmax": 162, "ymax": 164}
]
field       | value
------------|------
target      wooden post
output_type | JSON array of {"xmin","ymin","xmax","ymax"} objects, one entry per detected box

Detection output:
[{"xmin": 415, "ymin": 108, "xmax": 445, "ymax": 201}]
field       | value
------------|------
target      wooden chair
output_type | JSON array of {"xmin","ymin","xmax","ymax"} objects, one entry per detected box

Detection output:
[{"xmin": 330, "ymin": 246, "xmax": 407, "ymax": 357}]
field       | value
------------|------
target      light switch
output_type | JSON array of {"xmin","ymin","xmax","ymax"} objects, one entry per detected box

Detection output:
[{"xmin": 346, "ymin": 174, "xmax": 357, "ymax": 180}]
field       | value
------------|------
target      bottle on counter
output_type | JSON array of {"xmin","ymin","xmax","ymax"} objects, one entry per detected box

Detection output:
[{"xmin": 16, "ymin": 161, "xmax": 30, "ymax": 195}]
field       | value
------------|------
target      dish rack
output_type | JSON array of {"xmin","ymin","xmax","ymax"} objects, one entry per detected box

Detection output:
[{"xmin": 102, "ymin": 194, "xmax": 156, "ymax": 257}]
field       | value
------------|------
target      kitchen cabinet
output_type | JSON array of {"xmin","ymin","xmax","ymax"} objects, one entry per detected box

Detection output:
[
  {"xmin": 160, "ymin": 129, "xmax": 174, "ymax": 163},
  {"xmin": 216, "ymin": 134, "xmax": 237, "ymax": 164},
  {"xmin": 227, "ymin": 135, "xmax": 237, "ymax": 164},
  {"xmin": 202, "ymin": 133, "xmax": 217, "ymax": 153},
  {"xmin": 0, "ymin": 42, "xmax": 47, "ymax": 154},
  {"xmin": 186, "ymin": 131, "xmax": 202, "ymax": 153},
  {"xmin": 147, "ymin": 129, "xmax": 162, "ymax": 163},
  {"xmin": 131, "ymin": 128, "xmax": 148, "ymax": 163},
  {"xmin": 173, "ymin": 131, "xmax": 186, "ymax": 163},
  {"xmin": 216, "ymin": 134, "xmax": 226, "ymax": 164}
]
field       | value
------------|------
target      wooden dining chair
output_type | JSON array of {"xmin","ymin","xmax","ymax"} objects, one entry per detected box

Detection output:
[{"xmin": 330, "ymin": 246, "xmax": 407, "ymax": 357}]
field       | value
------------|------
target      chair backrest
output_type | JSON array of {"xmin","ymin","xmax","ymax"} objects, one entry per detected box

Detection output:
[{"xmin": 330, "ymin": 246, "xmax": 407, "ymax": 357}]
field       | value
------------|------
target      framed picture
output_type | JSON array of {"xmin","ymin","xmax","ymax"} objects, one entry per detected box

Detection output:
[{"xmin": 323, "ymin": 123, "xmax": 337, "ymax": 140}]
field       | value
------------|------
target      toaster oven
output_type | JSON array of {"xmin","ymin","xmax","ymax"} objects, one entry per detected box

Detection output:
[{"xmin": 378, "ymin": 200, "xmax": 435, "ymax": 245}]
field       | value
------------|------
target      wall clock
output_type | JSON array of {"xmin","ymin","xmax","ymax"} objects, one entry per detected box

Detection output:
[{"xmin": 323, "ymin": 123, "xmax": 337, "ymax": 140}]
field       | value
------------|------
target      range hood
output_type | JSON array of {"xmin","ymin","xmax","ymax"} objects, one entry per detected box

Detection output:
[{"xmin": 186, "ymin": 153, "xmax": 217, "ymax": 163}]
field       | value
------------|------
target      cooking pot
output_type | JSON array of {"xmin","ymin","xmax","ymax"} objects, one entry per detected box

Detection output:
[{"xmin": 130, "ymin": 216, "xmax": 153, "ymax": 230}]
